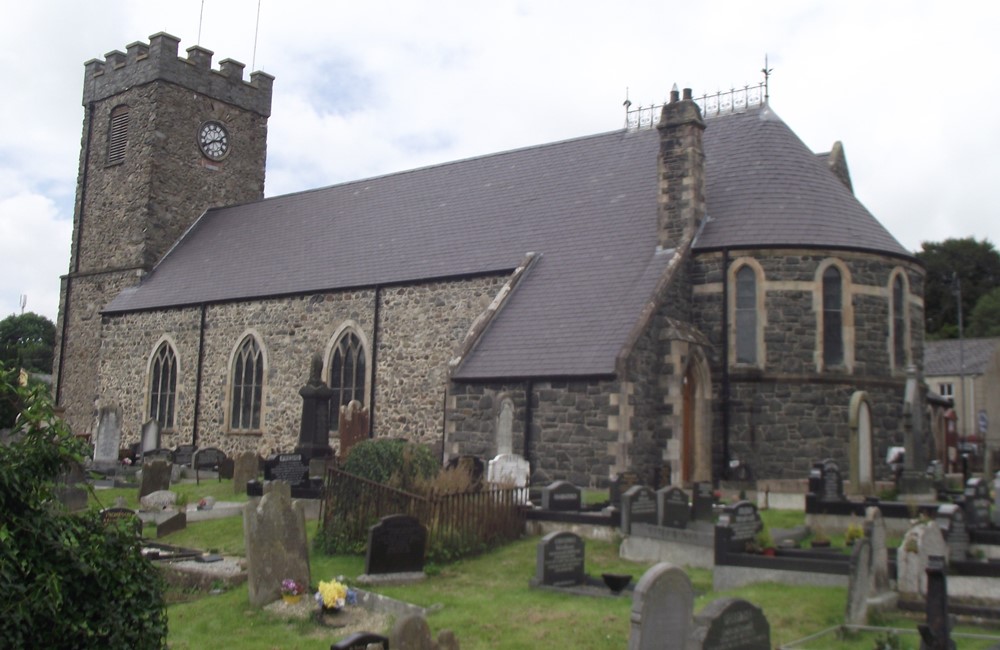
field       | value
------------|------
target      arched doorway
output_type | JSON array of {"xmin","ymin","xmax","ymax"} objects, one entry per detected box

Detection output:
[
  {"xmin": 849, "ymin": 391, "xmax": 874, "ymax": 494},
  {"xmin": 682, "ymin": 365, "xmax": 696, "ymax": 483},
  {"xmin": 678, "ymin": 348, "xmax": 712, "ymax": 484}
]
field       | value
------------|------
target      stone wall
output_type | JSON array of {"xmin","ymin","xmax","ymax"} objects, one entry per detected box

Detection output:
[{"xmin": 96, "ymin": 275, "xmax": 506, "ymax": 457}]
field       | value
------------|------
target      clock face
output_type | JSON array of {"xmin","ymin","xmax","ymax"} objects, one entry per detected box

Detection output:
[{"xmin": 198, "ymin": 121, "xmax": 230, "ymax": 160}]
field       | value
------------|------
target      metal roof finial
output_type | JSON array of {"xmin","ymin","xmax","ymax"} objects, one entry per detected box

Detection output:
[{"xmin": 761, "ymin": 54, "xmax": 773, "ymax": 105}]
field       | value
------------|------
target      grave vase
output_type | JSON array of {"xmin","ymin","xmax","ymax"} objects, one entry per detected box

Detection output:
[{"xmin": 282, "ymin": 594, "xmax": 303, "ymax": 605}]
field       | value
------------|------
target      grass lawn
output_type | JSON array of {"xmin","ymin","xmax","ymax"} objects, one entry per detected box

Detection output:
[{"xmin": 128, "ymin": 482, "xmax": 1000, "ymax": 649}]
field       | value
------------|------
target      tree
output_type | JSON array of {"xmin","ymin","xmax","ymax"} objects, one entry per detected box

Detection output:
[
  {"xmin": 0, "ymin": 312, "xmax": 55, "ymax": 373},
  {"xmin": 969, "ymin": 287, "xmax": 1000, "ymax": 337},
  {"xmin": 0, "ymin": 362, "xmax": 168, "ymax": 649},
  {"xmin": 916, "ymin": 237, "xmax": 1000, "ymax": 339}
]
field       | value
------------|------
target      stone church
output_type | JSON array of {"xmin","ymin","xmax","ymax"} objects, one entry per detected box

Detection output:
[{"xmin": 54, "ymin": 33, "xmax": 925, "ymax": 488}]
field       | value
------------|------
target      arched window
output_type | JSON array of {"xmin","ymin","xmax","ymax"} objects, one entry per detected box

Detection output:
[
  {"xmin": 328, "ymin": 331, "xmax": 366, "ymax": 432},
  {"xmin": 823, "ymin": 266, "xmax": 844, "ymax": 367},
  {"xmin": 148, "ymin": 342, "xmax": 176, "ymax": 429},
  {"xmin": 892, "ymin": 274, "xmax": 907, "ymax": 369},
  {"xmin": 107, "ymin": 105, "xmax": 130, "ymax": 165},
  {"xmin": 230, "ymin": 336, "xmax": 264, "ymax": 431},
  {"xmin": 735, "ymin": 265, "xmax": 758, "ymax": 364}
]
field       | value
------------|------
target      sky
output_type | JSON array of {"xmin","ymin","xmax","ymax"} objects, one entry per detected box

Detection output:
[{"xmin": 1, "ymin": 1, "xmax": 998, "ymax": 322}]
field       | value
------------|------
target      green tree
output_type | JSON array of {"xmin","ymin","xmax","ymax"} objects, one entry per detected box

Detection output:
[
  {"xmin": 969, "ymin": 287, "xmax": 1000, "ymax": 337},
  {"xmin": 0, "ymin": 362, "xmax": 167, "ymax": 649},
  {"xmin": 0, "ymin": 312, "xmax": 56, "ymax": 373},
  {"xmin": 916, "ymin": 237, "xmax": 1000, "ymax": 339}
]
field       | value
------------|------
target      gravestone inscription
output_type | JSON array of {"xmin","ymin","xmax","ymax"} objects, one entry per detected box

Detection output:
[
  {"xmin": 658, "ymin": 487, "xmax": 690, "ymax": 529},
  {"xmin": 263, "ymin": 453, "xmax": 310, "ymax": 486},
  {"xmin": 535, "ymin": 531, "xmax": 585, "ymax": 587},
  {"xmin": 621, "ymin": 485, "xmax": 657, "ymax": 534},
  {"xmin": 365, "ymin": 514, "xmax": 427, "ymax": 575},
  {"xmin": 541, "ymin": 480, "xmax": 582, "ymax": 511},
  {"xmin": 689, "ymin": 597, "xmax": 770, "ymax": 650},
  {"xmin": 718, "ymin": 501, "xmax": 763, "ymax": 553},
  {"xmin": 691, "ymin": 482, "xmax": 715, "ymax": 523},
  {"xmin": 100, "ymin": 507, "xmax": 142, "ymax": 536}
]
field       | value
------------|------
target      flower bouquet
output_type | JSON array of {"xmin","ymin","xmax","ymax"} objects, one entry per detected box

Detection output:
[
  {"xmin": 315, "ymin": 579, "xmax": 348, "ymax": 611},
  {"xmin": 280, "ymin": 578, "xmax": 306, "ymax": 604}
]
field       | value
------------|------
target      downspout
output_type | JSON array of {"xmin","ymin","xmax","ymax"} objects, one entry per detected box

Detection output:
[
  {"xmin": 56, "ymin": 101, "xmax": 95, "ymax": 404},
  {"xmin": 721, "ymin": 248, "xmax": 731, "ymax": 479},
  {"xmin": 523, "ymin": 380, "xmax": 534, "ymax": 474},
  {"xmin": 369, "ymin": 286, "xmax": 381, "ymax": 439},
  {"xmin": 192, "ymin": 304, "xmax": 207, "ymax": 446}
]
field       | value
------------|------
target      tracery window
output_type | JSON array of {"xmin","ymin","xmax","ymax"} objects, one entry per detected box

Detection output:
[
  {"xmin": 328, "ymin": 331, "xmax": 366, "ymax": 432},
  {"xmin": 107, "ymin": 105, "xmax": 130, "ymax": 165},
  {"xmin": 892, "ymin": 274, "xmax": 907, "ymax": 369},
  {"xmin": 148, "ymin": 342, "xmax": 176, "ymax": 429},
  {"xmin": 230, "ymin": 335, "xmax": 264, "ymax": 431},
  {"xmin": 734, "ymin": 265, "xmax": 758, "ymax": 364},
  {"xmin": 822, "ymin": 266, "xmax": 844, "ymax": 367}
]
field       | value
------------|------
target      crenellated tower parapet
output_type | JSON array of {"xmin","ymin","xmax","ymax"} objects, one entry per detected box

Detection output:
[{"xmin": 82, "ymin": 32, "xmax": 273, "ymax": 116}]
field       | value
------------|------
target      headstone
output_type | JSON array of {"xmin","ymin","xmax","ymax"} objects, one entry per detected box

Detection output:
[
  {"xmin": 233, "ymin": 451, "xmax": 259, "ymax": 493},
  {"xmin": 610, "ymin": 470, "xmax": 641, "ymax": 507},
  {"xmin": 295, "ymin": 352, "xmax": 335, "ymax": 459},
  {"xmin": 142, "ymin": 448, "xmax": 173, "ymax": 463},
  {"xmin": 365, "ymin": 514, "xmax": 427, "ymax": 576},
  {"xmin": 628, "ymin": 562, "xmax": 693, "ymax": 650},
  {"xmin": 487, "ymin": 453, "xmax": 530, "ymax": 487},
  {"xmin": 658, "ymin": 486, "xmax": 690, "ymax": 529},
  {"xmin": 263, "ymin": 453, "xmax": 310, "ymax": 486},
  {"xmin": 141, "ymin": 419, "xmax": 161, "ymax": 454},
  {"xmin": 173, "ymin": 444, "xmax": 197, "ymax": 467},
  {"xmin": 534, "ymin": 531, "xmax": 585, "ymax": 587},
  {"xmin": 992, "ymin": 471, "xmax": 1000, "ymax": 528},
  {"xmin": 820, "ymin": 458, "xmax": 844, "ymax": 501},
  {"xmin": 717, "ymin": 501, "xmax": 763, "ymax": 553},
  {"xmin": 897, "ymin": 521, "xmax": 948, "ymax": 597},
  {"xmin": 243, "ymin": 481, "xmax": 310, "ymax": 607},
  {"xmin": 331, "ymin": 632, "xmax": 389, "ymax": 650},
  {"xmin": 621, "ymin": 485, "xmax": 657, "ymax": 534},
  {"xmin": 193, "ymin": 447, "xmax": 227, "ymax": 483},
  {"xmin": 93, "ymin": 406, "xmax": 122, "ymax": 469},
  {"xmin": 936, "ymin": 504, "xmax": 970, "ymax": 563},
  {"xmin": 140, "ymin": 489, "xmax": 177, "ymax": 511},
  {"xmin": 138, "ymin": 459, "xmax": 172, "ymax": 498},
  {"xmin": 541, "ymin": 480, "xmax": 582, "ymax": 511},
  {"xmin": 156, "ymin": 510, "xmax": 187, "ymax": 538},
  {"xmin": 496, "ymin": 397, "xmax": 514, "ymax": 457},
  {"xmin": 963, "ymin": 477, "xmax": 991, "ymax": 530},
  {"xmin": 691, "ymin": 482, "xmax": 715, "ymax": 523},
  {"xmin": 55, "ymin": 462, "xmax": 88, "ymax": 512},
  {"xmin": 689, "ymin": 597, "xmax": 770, "ymax": 650},
  {"xmin": 845, "ymin": 537, "xmax": 874, "ymax": 625},
  {"xmin": 218, "ymin": 456, "xmax": 235, "ymax": 479},
  {"xmin": 338, "ymin": 399, "xmax": 370, "ymax": 460},
  {"xmin": 100, "ymin": 507, "xmax": 142, "ymax": 536},
  {"xmin": 866, "ymin": 507, "xmax": 890, "ymax": 593},
  {"xmin": 388, "ymin": 614, "xmax": 433, "ymax": 650},
  {"xmin": 918, "ymin": 555, "xmax": 954, "ymax": 650}
]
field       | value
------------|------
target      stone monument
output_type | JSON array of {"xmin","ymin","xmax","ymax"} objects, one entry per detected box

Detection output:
[{"xmin": 295, "ymin": 353, "xmax": 335, "ymax": 460}]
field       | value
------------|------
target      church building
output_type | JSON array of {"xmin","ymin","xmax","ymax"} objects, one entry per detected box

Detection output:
[{"xmin": 54, "ymin": 34, "xmax": 925, "ymax": 488}]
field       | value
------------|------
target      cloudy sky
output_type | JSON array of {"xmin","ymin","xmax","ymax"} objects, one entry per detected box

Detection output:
[{"xmin": 1, "ymin": 1, "xmax": 998, "ymax": 322}]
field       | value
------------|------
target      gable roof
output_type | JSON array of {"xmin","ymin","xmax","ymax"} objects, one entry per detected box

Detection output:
[
  {"xmin": 104, "ymin": 104, "xmax": 912, "ymax": 379},
  {"xmin": 924, "ymin": 338, "xmax": 1000, "ymax": 377}
]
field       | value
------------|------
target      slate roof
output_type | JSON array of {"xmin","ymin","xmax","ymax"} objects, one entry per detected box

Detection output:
[
  {"xmin": 105, "ymin": 104, "xmax": 913, "ymax": 379},
  {"xmin": 924, "ymin": 338, "xmax": 1000, "ymax": 377}
]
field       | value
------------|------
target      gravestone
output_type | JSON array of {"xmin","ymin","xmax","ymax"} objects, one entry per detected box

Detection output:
[
  {"xmin": 263, "ymin": 453, "xmax": 310, "ymax": 486},
  {"xmin": 487, "ymin": 453, "xmax": 530, "ymax": 487},
  {"xmin": 338, "ymin": 399, "xmax": 370, "ymax": 460},
  {"xmin": 93, "ymin": 406, "xmax": 122, "ymax": 469},
  {"xmin": 621, "ymin": 485, "xmax": 657, "ymax": 534},
  {"xmin": 156, "ymin": 510, "xmax": 187, "ymax": 538},
  {"xmin": 610, "ymin": 470, "xmax": 641, "ymax": 507},
  {"xmin": 897, "ymin": 521, "xmax": 947, "ymax": 597},
  {"xmin": 365, "ymin": 514, "xmax": 427, "ymax": 576},
  {"xmin": 717, "ymin": 501, "xmax": 763, "ymax": 553},
  {"xmin": 534, "ymin": 531, "xmax": 585, "ymax": 587},
  {"xmin": 331, "ymin": 632, "xmax": 390, "ymax": 650},
  {"xmin": 845, "ymin": 506, "xmax": 895, "ymax": 625},
  {"xmin": 496, "ymin": 397, "xmax": 515, "ymax": 456},
  {"xmin": 193, "ymin": 447, "xmax": 227, "ymax": 484},
  {"xmin": 138, "ymin": 459, "xmax": 172, "ymax": 498},
  {"xmin": 691, "ymin": 482, "xmax": 715, "ymax": 523},
  {"xmin": 866, "ymin": 506, "xmax": 891, "ymax": 593},
  {"xmin": 243, "ymin": 481, "xmax": 310, "ymax": 607},
  {"xmin": 295, "ymin": 352, "xmax": 335, "ymax": 460},
  {"xmin": 628, "ymin": 562, "xmax": 693, "ymax": 650},
  {"xmin": 845, "ymin": 537, "xmax": 874, "ymax": 625},
  {"xmin": 658, "ymin": 486, "xmax": 690, "ymax": 529},
  {"xmin": 541, "ymin": 480, "xmax": 581, "ymax": 511},
  {"xmin": 218, "ymin": 456, "xmax": 235, "ymax": 479},
  {"xmin": 233, "ymin": 451, "xmax": 259, "ymax": 493},
  {"xmin": 992, "ymin": 471, "xmax": 1000, "ymax": 528},
  {"xmin": 918, "ymin": 555, "xmax": 953, "ymax": 650},
  {"xmin": 172, "ymin": 444, "xmax": 197, "ymax": 467},
  {"xmin": 689, "ymin": 597, "xmax": 770, "ymax": 650},
  {"xmin": 936, "ymin": 504, "xmax": 970, "ymax": 563},
  {"xmin": 141, "ymin": 419, "xmax": 161, "ymax": 454},
  {"xmin": 55, "ymin": 462, "xmax": 88, "ymax": 512},
  {"xmin": 140, "ymin": 489, "xmax": 177, "ymax": 511},
  {"xmin": 100, "ymin": 507, "xmax": 142, "ymax": 536},
  {"xmin": 817, "ymin": 458, "xmax": 844, "ymax": 501},
  {"xmin": 963, "ymin": 477, "xmax": 991, "ymax": 530},
  {"xmin": 385, "ymin": 614, "xmax": 459, "ymax": 650}
]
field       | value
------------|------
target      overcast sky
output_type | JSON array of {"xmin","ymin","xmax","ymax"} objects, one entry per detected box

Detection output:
[{"xmin": 1, "ymin": 1, "xmax": 998, "ymax": 322}]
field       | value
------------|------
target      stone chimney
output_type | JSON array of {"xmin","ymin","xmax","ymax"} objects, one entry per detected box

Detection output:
[{"xmin": 656, "ymin": 87, "xmax": 706, "ymax": 249}]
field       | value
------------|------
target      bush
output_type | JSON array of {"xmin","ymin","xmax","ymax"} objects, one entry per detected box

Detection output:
[
  {"xmin": 0, "ymin": 363, "xmax": 167, "ymax": 649},
  {"xmin": 341, "ymin": 438, "xmax": 439, "ymax": 492}
]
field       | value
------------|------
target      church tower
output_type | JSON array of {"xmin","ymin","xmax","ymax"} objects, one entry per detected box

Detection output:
[{"xmin": 54, "ymin": 33, "xmax": 273, "ymax": 435}]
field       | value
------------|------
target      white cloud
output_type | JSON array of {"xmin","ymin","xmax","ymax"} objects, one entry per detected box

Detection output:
[{"xmin": 0, "ymin": 192, "xmax": 71, "ymax": 321}]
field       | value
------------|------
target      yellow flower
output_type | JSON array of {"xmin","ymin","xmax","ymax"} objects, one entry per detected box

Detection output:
[{"xmin": 317, "ymin": 579, "xmax": 347, "ymax": 608}]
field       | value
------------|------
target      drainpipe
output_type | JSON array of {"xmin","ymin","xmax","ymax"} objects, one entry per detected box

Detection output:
[
  {"xmin": 524, "ymin": 380, "xmax": 534, "ymax": 474},
  {"xmin": 721, "ymin": 249, "xmax": 731, "ymax": 479},
  {"xmin": 369, "ymin": 286, "xmax": 381, "ymax": 438},
  {"xmin": 192, "ymin": 304, "xmax": 207, "ymax": 446}
]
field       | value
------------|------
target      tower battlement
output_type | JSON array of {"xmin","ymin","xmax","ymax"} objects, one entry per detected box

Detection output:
[{"xmin": 82, "ymin": 32, "xmax": 273, "ymax": 116}]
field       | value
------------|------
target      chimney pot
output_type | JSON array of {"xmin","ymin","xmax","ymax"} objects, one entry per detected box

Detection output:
[
  {"xmin": 670, "ymin": 89, "xmax": 680, "ymax": 104},
  {"xmin": 683, "ymin": 88, "xmax": 693, "ymax": 100}
]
